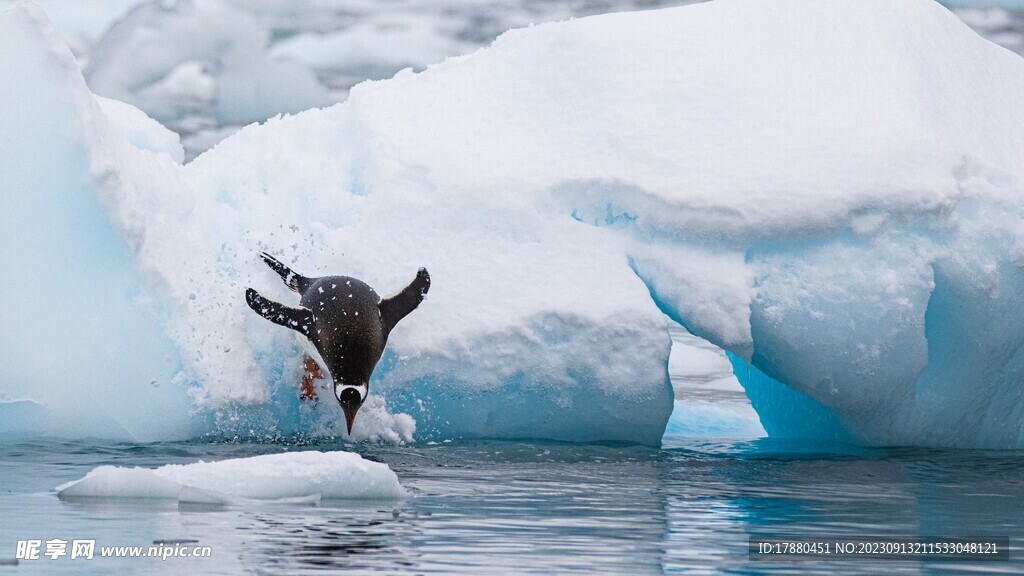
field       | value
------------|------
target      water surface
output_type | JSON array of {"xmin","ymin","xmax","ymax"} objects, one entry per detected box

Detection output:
[{"xmin": 1, "ymin": 438, "xmax": 1021, "ymax": 575}]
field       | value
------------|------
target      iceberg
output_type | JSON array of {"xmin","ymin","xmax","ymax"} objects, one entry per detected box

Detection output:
[
  {"xmin": 0, "ymin": 5, "xmax": 195, "ymax": 442},
  {"xmin": 55, "ymin": 450, "xmax": 405, "ymax": 502},
  {"xmin": 3, "ymin": 0, "xmax": 1024, "ymax": 448},
  {"xmin": 83, "ymin": 0, "xmax": 333, "ymax": 126}
]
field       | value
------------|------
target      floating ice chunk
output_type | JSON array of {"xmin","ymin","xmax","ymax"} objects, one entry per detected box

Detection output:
[
  {"xmin": 0, "ymin": 400, "xmax": 46, "ymax": 440},
  {"xmin": 669, "ymin": 336, "xmax": 738, "ymax": 384},
  {"xmin": 56, "ymin": 451, "xmax": 405, "ymax": 502},
  {"xmin": 83, "ymin": 0, "xmax": 333, "ymax": 125},
  {"xmin": 136, "ymin": 60, "xmax": 216, "ymax": 116},
  {"xmin": 664, "ymin": 401, "xmax": 766, "ymax": 439},
  {"xmin": 58, "ymin": 466, "xmax": 186, "ymax": 500},
  {"xmin": 270, "ymin": 15, "xmax": 474, "ymax": 77}
]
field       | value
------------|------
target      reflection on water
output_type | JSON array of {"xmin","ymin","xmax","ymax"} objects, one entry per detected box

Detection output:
[{"xmin": 1, "ymin": 439, "xmax": 1022, "ymax": 575}]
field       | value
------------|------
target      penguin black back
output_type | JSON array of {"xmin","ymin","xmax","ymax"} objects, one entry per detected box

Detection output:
[{"xmin": 299, "ymin": 275, "xmax": 386, "ymax": 386}]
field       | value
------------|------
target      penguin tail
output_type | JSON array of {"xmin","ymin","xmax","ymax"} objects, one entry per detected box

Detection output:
[{"xmin": 259, "ymin": 251, "xmax": 311, "ymax": 294}]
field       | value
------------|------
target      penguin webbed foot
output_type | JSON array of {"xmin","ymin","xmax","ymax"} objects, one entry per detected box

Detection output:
[{"xmin": 299, "ymin": 355, "xmax": 324, "ymax": 402}]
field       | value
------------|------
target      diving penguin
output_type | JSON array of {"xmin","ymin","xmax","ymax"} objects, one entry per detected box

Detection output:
[{"xmin": 245, "ymin": 252, "xmax": 430, "ymax": 434}]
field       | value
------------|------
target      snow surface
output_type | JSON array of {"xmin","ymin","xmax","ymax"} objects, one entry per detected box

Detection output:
[
  {"xmin": 7, "ymin": 1, "xmax": 1022, "ymax": 161},
  {"xmin": 56, "ymin": 450, "xmax": 405, "ymax": 502},
  {"xmin": 3, "ymin": 0, "xmax": 1024, "ymax": 448},
  {"xmin": 35, "ymin": 0, "xmax": 707, "ymax": 158},
  {"xmin": 95, "ymin": 95, "xmax": 185, "ymax": 162}
]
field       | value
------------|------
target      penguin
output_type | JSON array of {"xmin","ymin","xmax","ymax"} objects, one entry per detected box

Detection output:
[{"xmin": 245, "ymin": 252, "xmax": 430, "ymax": 434}]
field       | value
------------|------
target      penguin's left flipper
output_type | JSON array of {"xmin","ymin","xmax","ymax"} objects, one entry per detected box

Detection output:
[
  {"xmin": 245, "ymin": 288, "xmax": 318, "ymax": 343},
  {"xmin": 379, "ymin": 268, "xmax": 430, "ymax": 336}
]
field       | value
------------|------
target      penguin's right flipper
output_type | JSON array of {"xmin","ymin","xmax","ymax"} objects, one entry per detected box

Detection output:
[
  {"xmin": 259, "ymin": 252, "xmax": 313, "ymax": 294},
  {"xmin": 379, "ymin": 268, "xmax": 431, "ymax": 336},
  {"xmin": 245, "ymin": 288, "xmax": 318, "ymax": 343}
]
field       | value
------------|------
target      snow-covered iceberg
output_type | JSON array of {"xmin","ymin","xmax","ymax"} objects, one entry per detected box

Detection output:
[
  {"xmin": 4, "ymin": 0, "xmax": 1024, "ymax": 448},
  {"xmin": 56, "ymin": 450, "xmax": 404, "ymax": 502},
  {"xmin": 0, "ymin": 5, "xmax": 195, "ymax": 442}
]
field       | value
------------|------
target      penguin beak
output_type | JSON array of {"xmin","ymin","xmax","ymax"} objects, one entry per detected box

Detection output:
[
  {"xmin": 342, "ymin": 402, "xmax": 359, "ymax": 435},
  {"xmin": 336, "ymin": 385, "xmax": 365, "ymax": 435}
]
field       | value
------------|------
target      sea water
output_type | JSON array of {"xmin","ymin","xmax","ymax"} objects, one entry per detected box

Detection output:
[{"xmin": 1, "ymin": 437, "xmax": 1023, "ymax": 575}]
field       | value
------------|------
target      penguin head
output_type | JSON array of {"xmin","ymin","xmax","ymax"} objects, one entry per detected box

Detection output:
[{"xmin": 334, "ymin": 383, "xmax": 366, "ymax": 435}]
